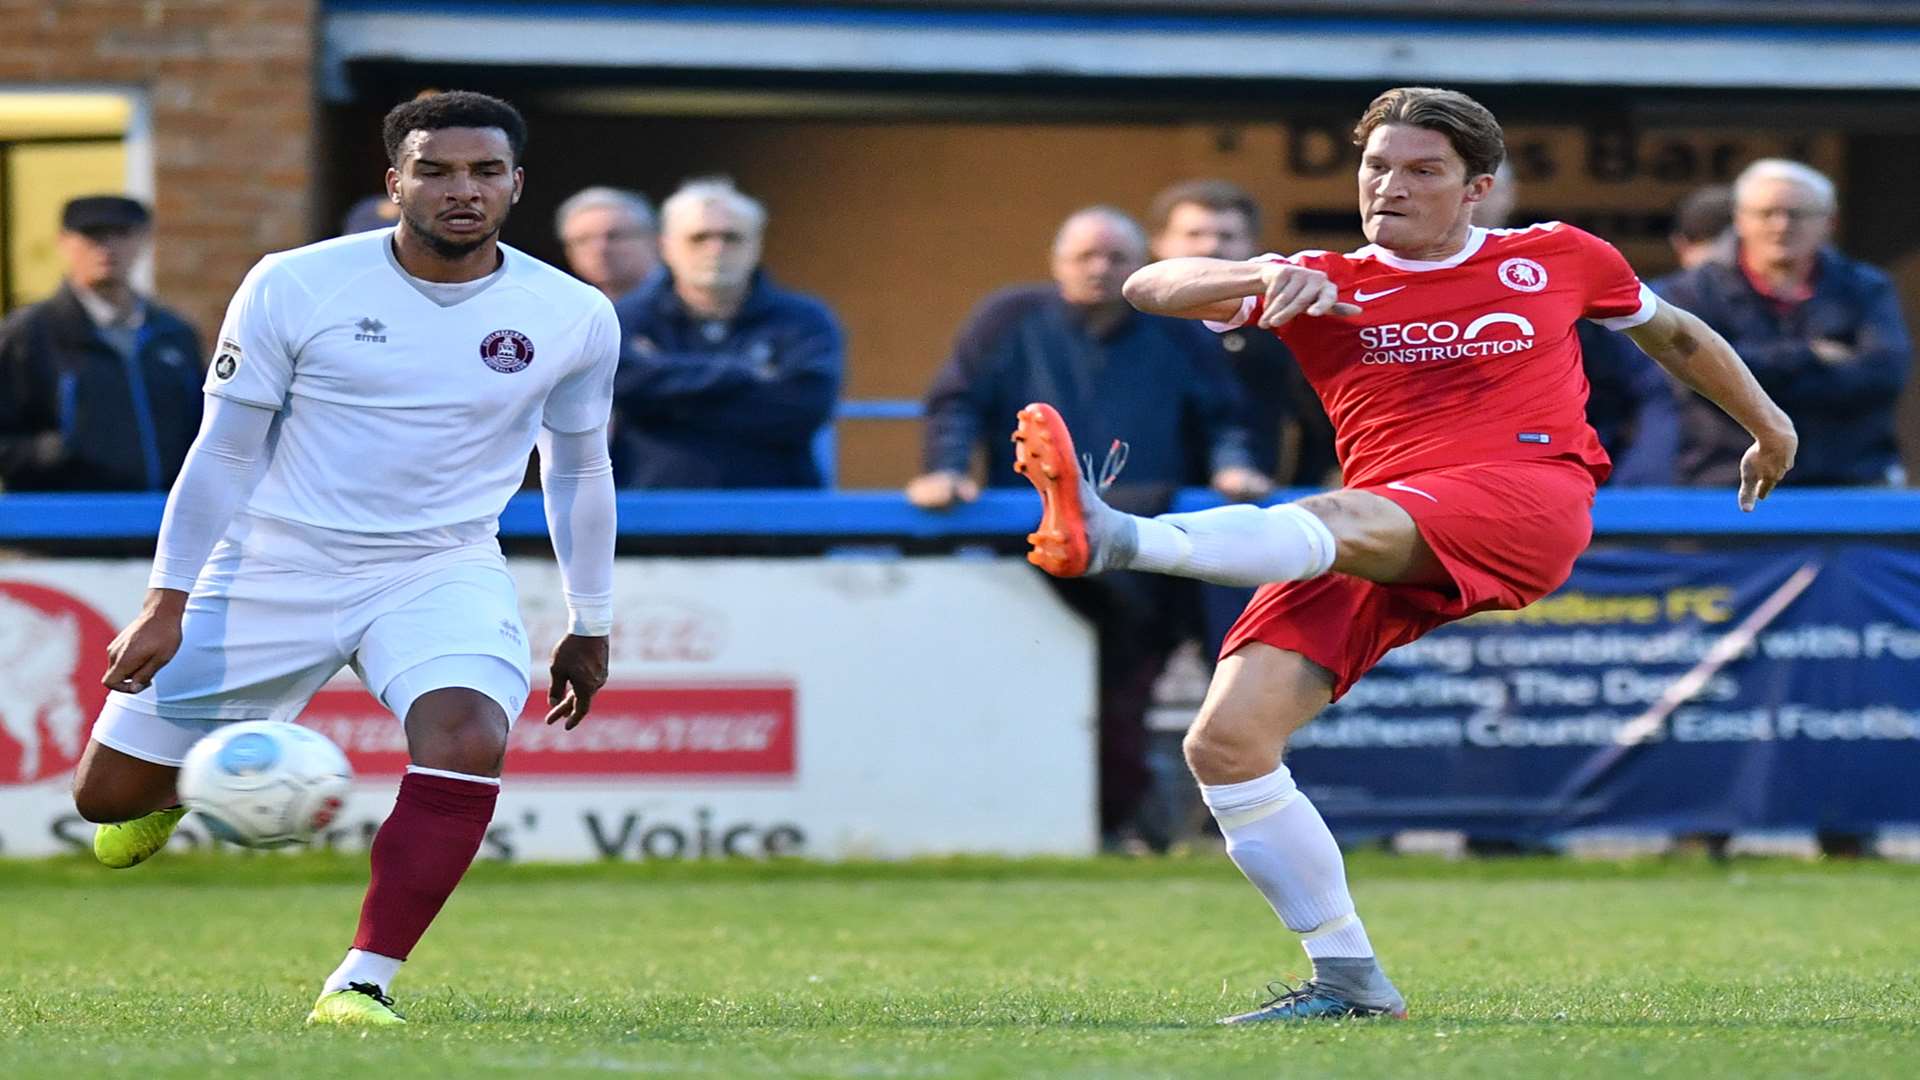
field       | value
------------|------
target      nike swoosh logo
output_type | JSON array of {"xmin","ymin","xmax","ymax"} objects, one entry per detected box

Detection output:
[
  {"xmin": 1385, "ymin": 480, "xmax": 1438, "ymax": 503},
  {"xmin": 1353, "ymin": 286, "xmax": 1405, "ymax": 302}
]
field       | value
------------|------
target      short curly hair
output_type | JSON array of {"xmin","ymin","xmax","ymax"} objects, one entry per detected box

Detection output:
[{"xmin": 382, "ymin": 91, "xmax": 528, "ymax": 166}]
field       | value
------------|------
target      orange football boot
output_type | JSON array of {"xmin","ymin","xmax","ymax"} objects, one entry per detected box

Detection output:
[{"xmin": 1011, "ymin": 402, "xmax": 1096, "ymax": 577}]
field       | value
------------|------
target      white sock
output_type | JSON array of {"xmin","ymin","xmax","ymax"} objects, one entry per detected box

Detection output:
[
  {"xmin": 406, "ymin": 763, "xmax": 502, "ymax": 785},
  {"xmin": 1126, "ymin": 504, "xmax": 1336, "ymax": 587},
  {"xmin": 323, "ymin": 948, "xmax": 404, "ymax": 995},
  {"xmin": 1201, "ymin": 763, "xmax": 1375, "ymax": 960}
]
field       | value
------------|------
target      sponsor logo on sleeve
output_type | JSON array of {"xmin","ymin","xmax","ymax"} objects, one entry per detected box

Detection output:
[{"xmin": 211, "ymin": 338, "xmax": 243, "ymax": 381}]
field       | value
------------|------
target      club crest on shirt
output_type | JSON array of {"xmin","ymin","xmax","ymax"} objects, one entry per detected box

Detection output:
[
  {"xmin": 212, "ymin": 338, "xmax": 242, "ymax": 380},
  {"xmin": 480, "ymin": 329, "xmax": 535, "ymax": 373},
  {"xmin": 1498, "ymin": 258, "xmax": 1548, "ymax": 293}
]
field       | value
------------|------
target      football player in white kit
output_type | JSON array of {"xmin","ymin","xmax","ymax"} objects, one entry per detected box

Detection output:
[{"xmin": 71, "ymin": 92, "xmax": 619, "ymax": 1027}]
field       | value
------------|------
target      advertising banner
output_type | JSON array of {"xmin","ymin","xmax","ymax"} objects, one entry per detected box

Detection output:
[
  {"xmin": 1289, "ymin": 545, "xmax": 1920, "ymax": 837},
  {"xmin": 0, "ymin": 558, "xmax": 1096, "ymax": 860}
]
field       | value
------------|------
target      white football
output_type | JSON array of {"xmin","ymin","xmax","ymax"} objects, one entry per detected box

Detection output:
[{"xmin": 178, "ymin": 721, "xmax": 353, "ymax": 849}]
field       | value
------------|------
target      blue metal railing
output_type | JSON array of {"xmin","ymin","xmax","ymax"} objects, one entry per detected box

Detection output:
[
  {"xmin": 1, "ymin": 489, "xmax": 1915, "ymax": 542},
  {"xmin": 814, "ymin": 398, "xmax": 926, "ymax": 484},
  {"xmin": 836, "ymin": 399, "xmax": 924, "ymax": 421}
]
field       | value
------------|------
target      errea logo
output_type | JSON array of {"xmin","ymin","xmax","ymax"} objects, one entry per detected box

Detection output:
[
  {"xmin": 1357, "ymin": 312, "xmax": 1536, "ymax": 365},
  {"xmin": 353, "ymin": 317, "xmax": 388, "ymax": 343}
]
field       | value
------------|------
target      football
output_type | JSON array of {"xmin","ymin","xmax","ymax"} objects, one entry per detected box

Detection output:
[{"xmin": 177, "ymin": 721, "xmax": 353, "ymax": 849}]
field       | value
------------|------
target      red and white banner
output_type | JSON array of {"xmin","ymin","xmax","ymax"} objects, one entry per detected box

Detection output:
[
  {"xmin": 300, "ymin": 683, "xmax": 796, "ymax": 778},
  {"xmin": 0, "ymin": 557, "xmax": 1094, "ymax": 860}
]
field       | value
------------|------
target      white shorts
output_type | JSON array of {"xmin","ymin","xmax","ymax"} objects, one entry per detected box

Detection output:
[{"xmin": 91, "ymin": 539, "xmax": 532, "ymax": 767}]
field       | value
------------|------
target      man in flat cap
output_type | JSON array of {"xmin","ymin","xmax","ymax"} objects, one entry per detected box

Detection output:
[{"xmin": 0, "ymin": 195, "xmax": 205, "ymax": 491}]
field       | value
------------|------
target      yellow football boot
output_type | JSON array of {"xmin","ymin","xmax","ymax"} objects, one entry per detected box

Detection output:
[
  {"xmin": 306, "ymin": 983, "xmax": 406, "ymax": 1026},
  {"xmin": 92, "ymin": 806, "xmax": 188, "ymax": 869}
]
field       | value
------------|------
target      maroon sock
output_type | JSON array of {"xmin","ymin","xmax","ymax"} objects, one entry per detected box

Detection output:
[{"xmin": 352, "ymin": 770, "xmax": 498, "ymax": 960}]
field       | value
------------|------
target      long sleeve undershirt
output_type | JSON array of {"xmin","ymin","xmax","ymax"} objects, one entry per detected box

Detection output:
[
  {"xmin": 148, "ymin": 396, "xmax": 275, "ymax": 592},
  {"xmin": 538, "ymin": 426, "xmax": 617, "ymax": 636}
]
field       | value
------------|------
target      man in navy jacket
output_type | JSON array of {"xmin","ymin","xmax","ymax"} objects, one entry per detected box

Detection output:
[
  {"xmin": 611, "ymin": 178, "xmax": 843, "ymax": 488},
  {"xmin": 0, "ymin": 196, "xmax": 203, "ymax": 492},
  {"xmin": 911, "ymin": 207, "xmax": 1261, "ymax": 509},
  {"xmin": 909, "ymin": 206, "xmax": 1261, "ymax": 851},
  {"xmin": 1658, "ymin": 160, "xmax": 1910, "ymax": 487}
]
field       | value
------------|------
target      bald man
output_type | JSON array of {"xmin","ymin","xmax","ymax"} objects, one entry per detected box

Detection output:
[
  {"xmin": 910, "ymin": 205, "xmax": 1261, "ymax": 850},
  {"xmin": 911, "ymin": 206, "xmax": 1264, "ymax": 509}
]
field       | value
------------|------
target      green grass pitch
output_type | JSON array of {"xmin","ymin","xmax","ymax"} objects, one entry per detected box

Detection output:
[{"xmin": 3, "ymin": 852, "xmax": 1916, "ymax": 1078}]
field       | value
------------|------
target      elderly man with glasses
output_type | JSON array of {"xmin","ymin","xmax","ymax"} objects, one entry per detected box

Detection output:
[
  {"xmin": 555, "ymin": 186, "xmax": 659, "ymax": 302},
  {"xmin": 1657, "ymin": 159, "xmax": 1911, "ymax": 487}
]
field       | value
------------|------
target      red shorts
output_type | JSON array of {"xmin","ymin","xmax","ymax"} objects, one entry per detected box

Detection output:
[{"xmin": 1220, "ymin": 457, "xmax": 1597, "ymax": 701}]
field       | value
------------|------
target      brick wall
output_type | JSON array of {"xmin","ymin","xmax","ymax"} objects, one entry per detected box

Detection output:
[{"xmin": 1, "ymin": 0, "xmax": 316, "ymax": 338}]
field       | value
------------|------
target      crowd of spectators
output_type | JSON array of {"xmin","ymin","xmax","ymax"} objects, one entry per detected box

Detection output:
[
  {"xmin": 8, "ymin": 162, "xmax": 1910, "ymax": 850},
  {"xmin": 602, "ymin": 178, "xmax": 843, "ymax": 489},
  {"xmin": 23, "ymin": 163, "xmax": 1902, "ymax": 501}
]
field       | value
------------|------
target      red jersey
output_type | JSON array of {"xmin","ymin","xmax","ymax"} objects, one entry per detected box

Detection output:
[{"xmin": 1210, "ymin": 222, "xmax": 1656, "ymax": 488}]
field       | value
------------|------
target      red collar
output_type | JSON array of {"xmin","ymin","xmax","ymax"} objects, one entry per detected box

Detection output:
[{"xmin": 1739, "ymin": 253, "xmax": 1816, "ymax": 306}]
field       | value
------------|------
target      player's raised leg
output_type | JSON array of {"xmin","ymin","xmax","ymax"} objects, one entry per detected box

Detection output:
[
  {"xmin": 74, "ymin": 693, "xmax": 232, "ymax": 868},
  {"xmin": 1187, "ymin": 643, "xmax": 1407, "ymax": 1022},
  {"xmin": 82, "ymin": 565, "xmax": 348, "ymax": 870},
  {"xmin": 309, "ymin": 663, "xmax": 518, "ymax": 1027},
  {"xmin": 1013, "ymin": 401, "xmax": 1439, "ymax": 589}
]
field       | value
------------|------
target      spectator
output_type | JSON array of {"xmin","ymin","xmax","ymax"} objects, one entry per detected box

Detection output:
[
  {"xmin": 340, "ymin": 193, "xmax": 401, "ymax": 235},
  {"xmin": 1661, "ymin": 159, "xmax": 1910, "ymax": 487},
  {"xmin": 1471, "ymin": 165, "xmax": 1676, "ymax": 485},
  {"xmin": 1601, "ymin": 185, "xmax": 1742, "ymax": 487},
  {"xmin": 556, "ymin": 186, "xmax": 658, "ymax": 301},
  {"xmin": 1654, "ymin": 186, "xmax": 1742, "ymax": 861},
  {"xmin": 610, "ymin": 177, "xmax": 843, "ymax": 488},
  {"xmin": 908, "ymin": 205, "xmax": 1261, "ymax": 851},
  {"xmin": 1668, "ymin": 184, "xmax": 1735, "ymax": 270},
  {"xmin": 911, "ymin": 206, "xmax": 1265, "ymax": 507},
  {"xmin": 1148, "ymin": 179, "xmax": 1336, "ymax": 488},
  {"xmin": 0, "ymin": 196, "xmax": 203, "ymax": 492}
]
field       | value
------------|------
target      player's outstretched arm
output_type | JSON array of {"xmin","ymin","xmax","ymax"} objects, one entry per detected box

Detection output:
[
  {"xmin": 537, "ymin": 426, "xmax": 615, "ymax": 728},
  {"xmin": 103, "ymin": 396, "xmax": 276, "ymax": 693},
  {"xmin": 1624, "ymin": 301, "xmax": 1798, "ymax": 511},
  {"xmin": 1123, "ymin": 259, "xmax": 1360, "ymax": 327}
]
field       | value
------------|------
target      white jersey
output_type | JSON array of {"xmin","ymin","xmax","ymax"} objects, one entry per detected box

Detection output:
[{"xmin": 205, "ymin": 228, "xmax": 617, "ymax": 546}]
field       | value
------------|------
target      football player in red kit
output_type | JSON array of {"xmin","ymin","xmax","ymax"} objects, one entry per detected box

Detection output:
[{"xmin": 1011, "ymin": 87, "xmax": 1796, "ymax": 1023}]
